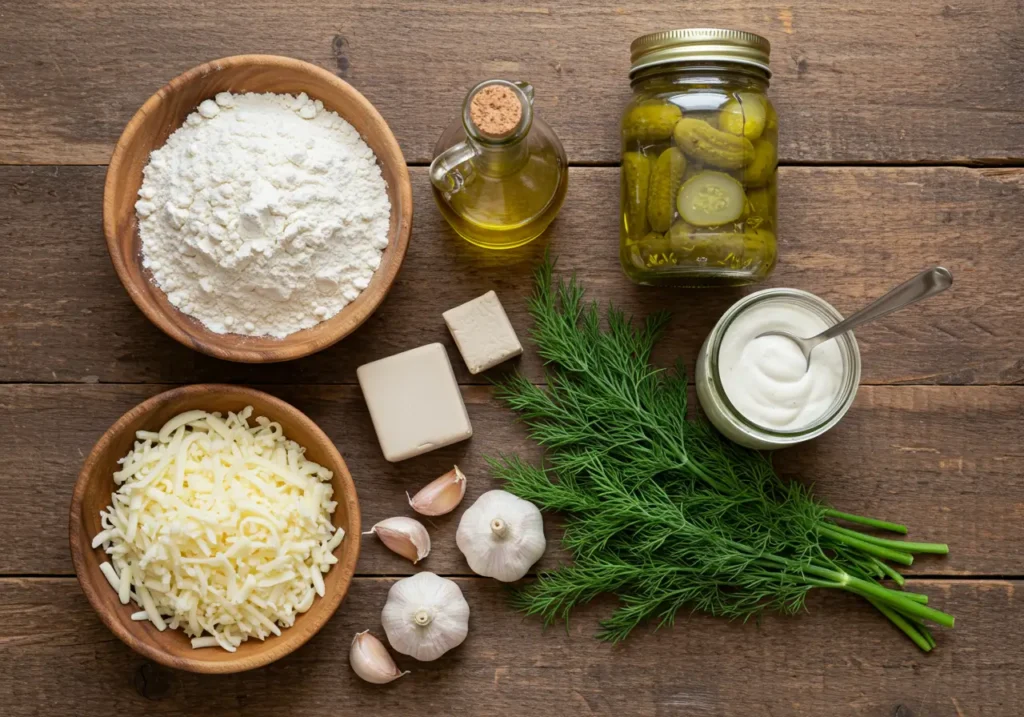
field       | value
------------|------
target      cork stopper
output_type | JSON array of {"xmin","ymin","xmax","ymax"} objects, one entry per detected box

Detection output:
[{"xmin": 469, "ymin": 84, "xmax": 523, "ymax": 138}]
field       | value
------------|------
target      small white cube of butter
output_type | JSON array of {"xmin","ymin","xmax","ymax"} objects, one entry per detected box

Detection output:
[
  {"xmin": 357, "ymin": 343, "xmax": 473, "ymax": 462},
  {"xmin": 443, "ymin": 291, "xmax": 523, "ymax": 374}
]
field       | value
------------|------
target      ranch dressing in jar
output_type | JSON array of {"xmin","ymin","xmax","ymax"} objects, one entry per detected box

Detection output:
[
  {"xmin": 718, "ymin": 302, "xmax": 843, "ymax": 430},
  {"xmin": 696, "ymin": 289, "xmax": 860, "ymax": 450}
]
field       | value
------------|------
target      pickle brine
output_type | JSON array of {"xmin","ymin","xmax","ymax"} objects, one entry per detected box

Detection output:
[{"xmin": 620, "ymin": 90, "xmax": 777, "ymax": 287}]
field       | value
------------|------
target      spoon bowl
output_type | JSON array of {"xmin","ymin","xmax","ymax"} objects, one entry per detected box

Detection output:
[{"xmin": 758, "ymin": 267, "xmax": 953, "ymax": 370}]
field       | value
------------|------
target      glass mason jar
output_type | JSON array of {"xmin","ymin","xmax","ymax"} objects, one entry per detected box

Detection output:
[
  {"xmin": 620, "ymin": 29, "xmax": 778, "ymax": 286},
  {"xmin": 695, "ymin": 289, "xmax": 861, "ymax": 450}
]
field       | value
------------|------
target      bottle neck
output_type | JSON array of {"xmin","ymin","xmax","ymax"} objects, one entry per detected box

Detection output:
[
  {"xmin": 461, "ymin": 79, "xmax": 534, "ymax": 177},
  {"xmin": 467, "ymin": 133, "xmax": 529, "ymax": 176},
  {"xmin": 630, "ymin": 62, "xmax": 770, "ymax": 93}
]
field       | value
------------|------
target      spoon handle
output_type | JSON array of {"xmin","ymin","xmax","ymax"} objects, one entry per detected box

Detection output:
[{"xmin": 814, "ymin": 267, "xmax": 953, "ymax": 344}]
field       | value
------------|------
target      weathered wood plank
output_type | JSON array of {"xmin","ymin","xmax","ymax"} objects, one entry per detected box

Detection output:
[
  {"xmin": 1, "ymin": 166, "xmax": 1021, "ymax": 386},
  {"xmin": 0, "ymin": 577, "xmax": 1018, "ymax": 715},
  {"xmin": 2, "ymin": 383, "xmax": 1020, "ymax": 576},
  {"xmin": 2, "ymin": 1, "xmax": 1023, "ymax": 164}
]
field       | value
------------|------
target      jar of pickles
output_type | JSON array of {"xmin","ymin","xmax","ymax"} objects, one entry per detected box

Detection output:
[{"xmin": 620, "ymin": 29, "xmax": 778, "ymax": 287}]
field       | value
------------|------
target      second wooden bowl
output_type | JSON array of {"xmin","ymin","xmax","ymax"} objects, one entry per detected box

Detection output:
[
  {"xmin": 69, "ymin": 384, "xmax": 361, "ymax": 673},
  {"xmin": 103, "ymin": 55, "xmax": 412, "ymax": 363}
]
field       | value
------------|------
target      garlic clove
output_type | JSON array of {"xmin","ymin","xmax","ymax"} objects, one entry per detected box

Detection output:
[
  {"xmin": 381, "ymin": 572, "xmax": 470, "ymax": 661},
  {"xmin": 456, "ymin": 489, "xmax": 546, "ymax": 582},
  {"xmin": 350, "ymin": 630, "xmax": 409, "ymax": 684},
  {"xmin": 407, "ymin": 465, "xmax": 468, "ymax": 516},
  {"xmin": 365, "ymin": 516, "xmax": 431, "ymax": 564}
]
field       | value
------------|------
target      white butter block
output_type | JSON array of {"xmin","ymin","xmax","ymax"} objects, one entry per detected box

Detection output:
[
  {"xmin": 357, "ymin": 343, "xmax": 473, "ymax": 462},
  {"xmin": 443, "ymin": 290, "xmax": 523, "ymax": 374}
]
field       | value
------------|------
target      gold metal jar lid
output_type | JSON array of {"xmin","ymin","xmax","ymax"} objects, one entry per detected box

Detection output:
[{"xmin": 630, "ymin": 28, "xmax": 771, "ymax": 77}]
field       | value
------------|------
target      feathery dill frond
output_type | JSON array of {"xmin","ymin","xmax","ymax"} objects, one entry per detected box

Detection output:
[{"xmin": 488, "ymin": 257, "xmax": 953, "ymax": 649}]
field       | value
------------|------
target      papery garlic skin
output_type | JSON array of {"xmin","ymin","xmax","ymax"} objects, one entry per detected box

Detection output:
[
  {"xmin": 366, "ymin": 517, "xmax": 431, "ymax": 563},
  {"xmin": 382, "ymin": 572, "xmax": 470, "ymax": 661},
  {"xmin": 408, "ymin": 466, "xmax": 467, "ymax": 516},
  {"xmin": 456, "ymin": 489, "xmax": 546, "ymax": 582},
  {"xmin": 350, "ymin": 630, "xmax": 409, "ymax": 684}
]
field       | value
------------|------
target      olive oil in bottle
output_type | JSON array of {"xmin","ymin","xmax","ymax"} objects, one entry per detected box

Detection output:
[{"xmin": 431, "ymin": 80, "xmax": 568, "ymax": 250}]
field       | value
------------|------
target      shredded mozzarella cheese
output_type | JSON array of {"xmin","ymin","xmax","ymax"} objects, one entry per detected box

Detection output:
[{"xmin": 92, "ymin": 406, "xmax": 344, "ymax": 652}]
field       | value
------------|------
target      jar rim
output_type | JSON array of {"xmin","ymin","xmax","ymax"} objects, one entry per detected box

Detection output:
[
  {"xmin": 705, "ymin": 289, "xmax": 861, "ymax": 444},
  {"xmin": 630, "ymin": 28, "xmax": 771, "ymax": 78}
]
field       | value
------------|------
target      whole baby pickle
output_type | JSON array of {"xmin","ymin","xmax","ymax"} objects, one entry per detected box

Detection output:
[
  {"xmin": 676, "ymin": 171, "xmax": 746, "ymax": 227},
  {"xmin": 622, "ymin": 152, "xmax": 652, "ymax": 239},
  {"xmin": 745, "ymin": 184, "xmax": 776, "ymax": 222},
  {"xmin": 765, "ymin": 102, "xmax": 778, "ymax": 132},
  {"xmin": 623, "ymin": 101, "xmax": 683, "ymax": 143},
  {"xmin": 719, "ymin": 92, "xmax": 768, "ymax": 140},
  {"xmin": 668, "ymin": 219, "xmax": 696, "ymax": 249},
  {"xmin": 740, "ymin": 139, "xmax": 777, "ymax": 188},
  {"xmin": 623, "ymin": 232, "xmax": 674, "ymax": 270},
  {"xmin": 668, "ymin": 227, "xmax": 774, "ymax": 269},
  {"xmin": 673, "ymin": 118, "xmax": 754, "ymax": 169},
  {"xmin": 647, "ymin": 147, "xmax": 687, "ymax": 232},
  {"xmin": 745, "ymin": 227, "xmax": 777, "ymax": 264}
]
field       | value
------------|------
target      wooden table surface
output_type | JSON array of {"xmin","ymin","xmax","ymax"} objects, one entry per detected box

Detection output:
[{"xmin": 2, "ymin": 2, "xmax": 1022, "ymax": 715}]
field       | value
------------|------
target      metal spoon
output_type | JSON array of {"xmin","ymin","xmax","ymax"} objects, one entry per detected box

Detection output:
[{"xmin": 758, "ymin": 267, "xmax": 954, "ymax": 371}]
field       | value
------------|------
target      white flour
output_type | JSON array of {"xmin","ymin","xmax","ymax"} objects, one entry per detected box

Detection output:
[{"xmin": 136, "ymin": 91, "xmax": 391, "ymax": 338}]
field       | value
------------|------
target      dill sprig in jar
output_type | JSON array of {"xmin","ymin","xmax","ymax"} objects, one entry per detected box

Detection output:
[{"xmin": 620, "ymin": 29, "xmax": 778, "ymax": 287}]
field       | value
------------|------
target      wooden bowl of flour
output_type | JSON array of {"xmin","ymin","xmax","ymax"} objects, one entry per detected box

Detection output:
[{"xmin": 104, "ymin": 55, "xmax": 412, "ymax": 363}]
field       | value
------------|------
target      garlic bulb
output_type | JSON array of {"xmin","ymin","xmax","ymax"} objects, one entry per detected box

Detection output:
[
  {"xmin": 408, "ymin": 466, "xmax": 467, "ymax": 516},
  {"xmin": 349, "ymin": 630, "xmax": 409, "ymax": 684},
  {"xmin": 381, "ymin": 572, "xmax": 470, "ymax": 661},
  {"xmin": 456, "ymin": 489, "xmax": 546, "ymax": 582},
  {"xmin": 365, "ymin": 517, "xmax": 431, "ymax": 564}
]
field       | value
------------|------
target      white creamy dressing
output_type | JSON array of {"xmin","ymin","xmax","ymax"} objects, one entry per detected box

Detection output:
[{"xmin": 718, "ymin": 300, "xmax": 844, "ymax": 430}]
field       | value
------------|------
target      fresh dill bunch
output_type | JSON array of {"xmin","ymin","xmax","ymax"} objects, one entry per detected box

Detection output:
[{"xmin": 488, "ymin": 258, "xmax": 953, "ymax": 651}]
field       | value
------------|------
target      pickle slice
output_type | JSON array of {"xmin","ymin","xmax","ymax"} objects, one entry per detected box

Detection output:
[
  {"xmin": 719, "ymin": 93, "xmax": 768, "ymax": 140},
  {"xmin": 676, "ymin": 171, "xmax": 746, "ymax": 227}
]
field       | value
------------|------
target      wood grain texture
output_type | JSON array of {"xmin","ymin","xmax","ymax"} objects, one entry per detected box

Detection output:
[
  {"xmin": 2, "ymin": 165, "xmax": 1021, "ymax": 385},
  {"xmin": 2, "ymin": 1, "xmax": 1023, "ymax": 165},
  {"xmin": 69, "ymin": 385, "xmax": 361, "ymax": 673},
  {"xmin": 102, "ymin": 55, "xmax": 413, "ymax": 363},
  {"xmin": 3, "ymin": 383, "xmax": 1021, "ymax": 576},
  {"xmin": 0, "ymin": 577, "xmax": 1019, "ymax": 716}
]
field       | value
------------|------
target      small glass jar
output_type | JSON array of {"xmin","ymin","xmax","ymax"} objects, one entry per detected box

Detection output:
[
  {"xmin": 621, "ymin": 29, "xmax": 778, "ymax": 287},
  {"xmin": 695, "ymin": 289, "xmax": 861, "ymax": 450}
]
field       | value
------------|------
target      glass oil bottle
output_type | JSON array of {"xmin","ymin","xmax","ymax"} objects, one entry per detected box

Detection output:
[{"xmin": 430, "ymin": 79, "xmax": 568, "ymax": 250}]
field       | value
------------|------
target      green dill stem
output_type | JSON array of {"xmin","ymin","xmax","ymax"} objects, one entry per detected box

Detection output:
[
  {"xmin": 824, "ymin": 509, "xmax": 908, "ymax": 535},
  {"xmin": 819, "ymin": 526, "xmax": 915, "ymax": 566},
  {"xmin": 867, "ymin": 597, "xmax": 933, "ymax": 652},
  {"xmin": 870, "ymin": 557, "xmax": 906, "ymax": 586},
  {"xmin": 827, "ymin": 524, "xmax": 949, "ymax": 555},
  {"xmin": 920, "ymin": 623, "xmax": 937, "ymax": 649},
  {"xmin": 897, "ymin": 591, "xmax": 929, "ymax": 605},
  {"xmin": 804, "ymin": 566, "xmax": 954, "ymax": 627}
]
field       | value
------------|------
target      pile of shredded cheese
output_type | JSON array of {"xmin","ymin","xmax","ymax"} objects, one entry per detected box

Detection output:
[{"xmin": 92, "ymin": 406, "xmax": 344, "ymax": 652}]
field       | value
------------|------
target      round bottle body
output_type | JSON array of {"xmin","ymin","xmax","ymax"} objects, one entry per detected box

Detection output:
[{"xmin": 431, "ymin": 83, "xmax": 568, "ymax": 251}]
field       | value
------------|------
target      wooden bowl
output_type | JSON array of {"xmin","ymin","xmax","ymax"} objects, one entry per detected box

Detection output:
[
  {"xmin": 103, "ymin": 55, "xmax": 412, "ymax": 363},
  {"xmin": 69, "ymin": 384, "xmax": 361, "ymax": 673}
]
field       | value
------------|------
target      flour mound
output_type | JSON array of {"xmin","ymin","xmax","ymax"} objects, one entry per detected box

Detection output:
[{"xmin": 136, "ymin": 91, "xmax": 391, "ymax": 338}]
